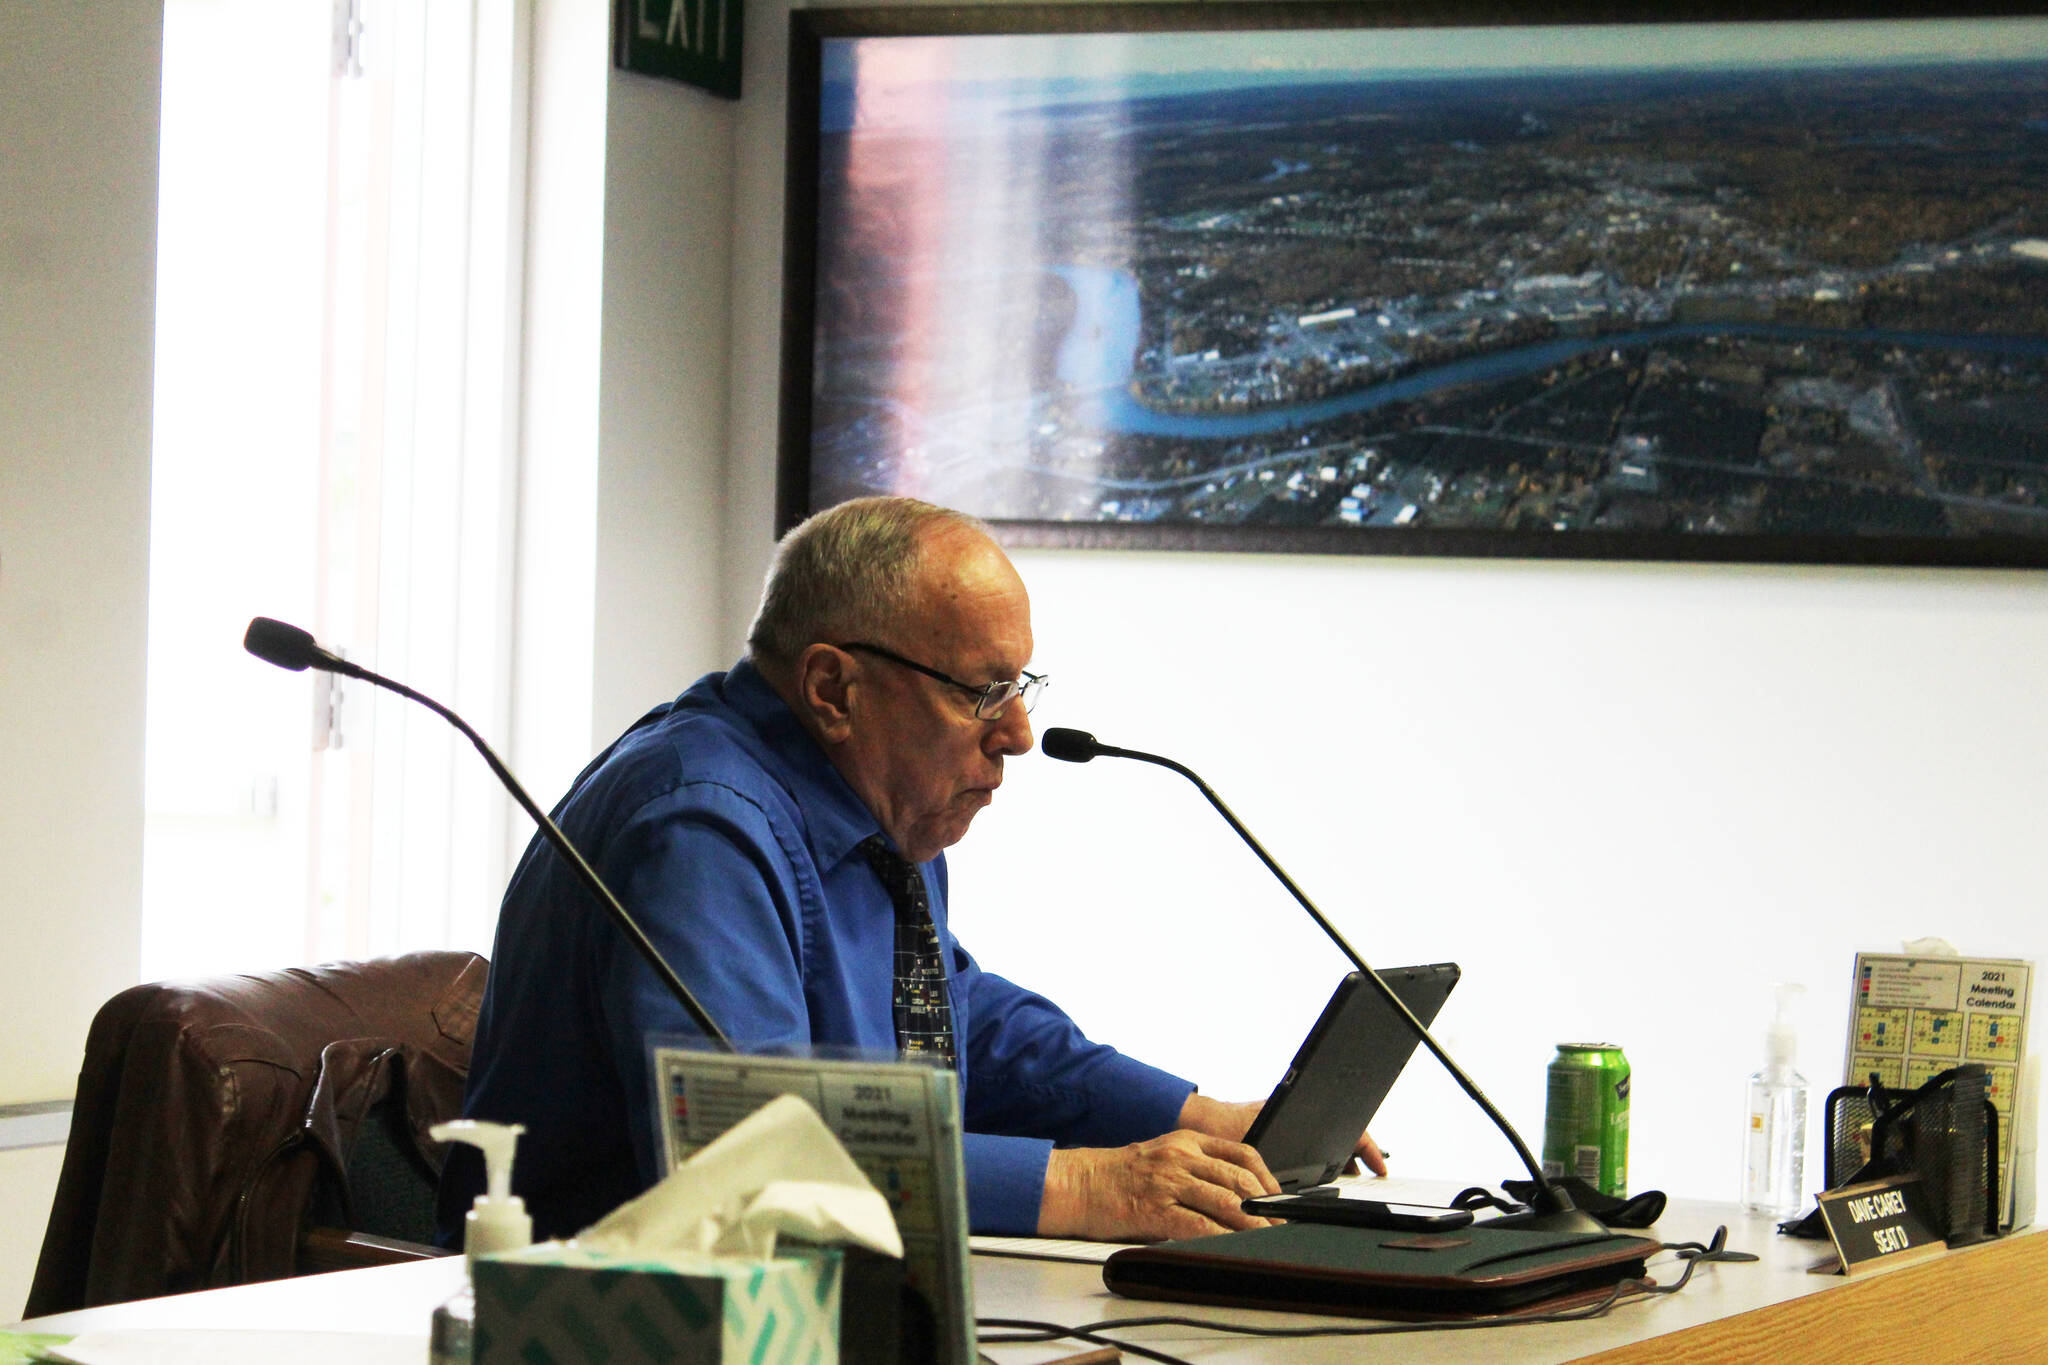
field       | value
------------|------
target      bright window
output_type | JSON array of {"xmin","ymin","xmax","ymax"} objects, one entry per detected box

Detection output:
[{"xmin": 143, "ymin": 0, "xmax": 529, "ymax": 977}]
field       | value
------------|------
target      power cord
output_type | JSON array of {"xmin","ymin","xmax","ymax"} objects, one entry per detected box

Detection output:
[{"xmin": 975, "ymin": 1225, "xmax": 1754, "ymax": 1365}]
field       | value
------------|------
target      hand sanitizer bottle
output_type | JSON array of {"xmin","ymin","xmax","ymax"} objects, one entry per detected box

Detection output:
[
  {"xmin": 1743, "ymin": 984, "xmax": 1809, "ymax": 1219},
  {"xmin": 430, "ymin": 1120, "xmax": 531, "ymax": 1365}
]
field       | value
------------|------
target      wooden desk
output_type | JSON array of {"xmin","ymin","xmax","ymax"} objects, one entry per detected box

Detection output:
[
  {"xmin": 14, "ymin": 1201, "xmax": 2047, "ymax": 1362},
  {"xmin": 974, "ymin": 1204, "xmax": 2048, "ymax": 1363}
]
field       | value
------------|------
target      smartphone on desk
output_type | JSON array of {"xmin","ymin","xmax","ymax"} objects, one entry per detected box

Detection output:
[{"xmin": 1241, "ymin": 1192, "xmax": 1475, "ymax": 1232}]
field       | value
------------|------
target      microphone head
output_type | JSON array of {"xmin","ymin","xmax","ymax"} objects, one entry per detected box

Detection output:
[
  {"xmin": 1040, "ymin": 728, "xmax": 1103, "ymax": 763},
  {"xmin": 244, "ymin": 616, "xmax": 322, "ymax": 672}
]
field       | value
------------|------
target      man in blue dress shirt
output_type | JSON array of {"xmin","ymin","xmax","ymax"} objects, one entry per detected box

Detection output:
[{"xmin": 441, "ymin": 497, "xmax": 1381, "ymax": 1244}]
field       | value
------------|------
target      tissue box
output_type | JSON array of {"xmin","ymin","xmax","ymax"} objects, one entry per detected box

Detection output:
[{"xmin": 474, "ymin": 1243, "xmax": 842, "ymax": 1365}]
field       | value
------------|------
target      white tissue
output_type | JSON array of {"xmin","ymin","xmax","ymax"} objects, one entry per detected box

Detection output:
[
  {"xmin": 1901, "ymin": 936, "xmax": 1960, "ymax": 957},
  {"xmin": 576, "ymin": 1093, "xmax": 904, "ymax": 1263}
]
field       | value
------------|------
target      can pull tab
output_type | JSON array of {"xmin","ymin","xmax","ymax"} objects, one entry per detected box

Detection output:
[{"xmin": 432, "ymin": 1119, "xmax": 531, "ymax": 1266}]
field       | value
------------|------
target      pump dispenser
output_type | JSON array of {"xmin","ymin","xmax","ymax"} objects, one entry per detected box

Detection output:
[
  {"xmin": 1743, "ymin": 983, "xmax": 1809, "ymax": 1219},
  {"xmin": 431, "ymin": 1120, "xmax": 530, "ymax": 1365}
]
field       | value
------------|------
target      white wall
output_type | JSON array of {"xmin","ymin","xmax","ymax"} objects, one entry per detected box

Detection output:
[
  {"xmin": 956, "ymin": 553, "xmax": 2048, "ymax": 1201},
  {"xmin": 718, "ymin": 0, "xmax": 801, "ymax": 640},
  {"xmin": 594, "ymin": 70, "xmax": 736, "ymax": 737},
  {"xmin": 515, "ymin": 1, "xmax": 737, "ymax": 809},
  {"xmin": 0, "ymin": 0, "xmax": 162, "ymax": 1318},
  {"xmin": 509, "ymin": 0, "xmax": 609, "ymax": 810},
  {"xmin": 0, "ymin": 1, "xmax": 161, "ymax": 1105},
  {"xmin": 722, "ymin": 0, "xmax": 2048, "ymax": 1204}
]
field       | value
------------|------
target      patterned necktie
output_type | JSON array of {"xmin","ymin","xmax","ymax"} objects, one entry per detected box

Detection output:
[{"xmin": 858, "ymin": 835, "xmax": 957, "ymax": 1067}]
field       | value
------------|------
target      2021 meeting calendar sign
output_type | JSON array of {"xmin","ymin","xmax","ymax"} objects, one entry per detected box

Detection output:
[{"xmin": 1846, "ymin": 951, "xmax": 2033, "ymax": 1227}]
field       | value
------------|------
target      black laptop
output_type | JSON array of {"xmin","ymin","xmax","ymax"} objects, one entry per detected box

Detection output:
[{"xmin": 1243, "ymin": 963, "xmax": 1460, "ymax": 1190}]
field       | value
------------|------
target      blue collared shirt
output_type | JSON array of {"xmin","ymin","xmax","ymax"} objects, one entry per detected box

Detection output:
[{"xmin": 439, "ymin": 660, "xmax": 1194, "ymax": 1241}]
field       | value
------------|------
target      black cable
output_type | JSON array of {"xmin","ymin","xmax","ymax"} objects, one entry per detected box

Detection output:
[
  {"xmin": 1659, "ymin": 1227, "xmax": 1759, "ymax": 1263},
  {"xmin": 975, "ymin": 1225, "xmax": 1746, "ymax": 1356}
]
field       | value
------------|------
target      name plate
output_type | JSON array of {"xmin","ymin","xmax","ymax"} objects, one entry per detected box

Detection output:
[{"xmin": 1816, "ymin": 1174, "xmax": 1947, "ymax": 1276}]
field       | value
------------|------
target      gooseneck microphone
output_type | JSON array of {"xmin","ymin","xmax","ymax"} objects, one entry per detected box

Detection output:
[
  {"xmin": 1040, "ymin": 725, "xmax": 1604, "ymax": 1235},
  {"xmin": 244, "ymin": 615, "xmax": 370, "ymax": 678},
  {"xmin": 243, "ymin": 617, "xmax": 733, "ymax": 1051}
]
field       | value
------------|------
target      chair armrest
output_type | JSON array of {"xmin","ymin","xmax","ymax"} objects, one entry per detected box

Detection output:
[{"xmin": 298, "ymin": 1225, "xmax": 452, "ymax": 1275}]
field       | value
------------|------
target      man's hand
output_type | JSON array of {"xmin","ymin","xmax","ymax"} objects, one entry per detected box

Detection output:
[
  {"xmin": 1176, "ymin": 1092, "xmax": 1389, "ymax": 1177},
  {"xmin": 1352, "ymin": 1129, "xmax": 1388, "ymax": 1177},
  {"xmin": 1176, "ymin": 1092, "xmax": 1261, "ymax": 1142},
  {"xmin": 1038, "ymin": 1130, "xmax": 1282, "ymax": 1242}
]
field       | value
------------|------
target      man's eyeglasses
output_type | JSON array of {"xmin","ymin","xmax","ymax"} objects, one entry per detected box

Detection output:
[{"xmin": 836, "ymin": 642, "xmax": 1048, "ymax": 721}]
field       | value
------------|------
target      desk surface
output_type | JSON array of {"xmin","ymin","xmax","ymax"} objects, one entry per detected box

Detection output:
[
  {"xmin": 15, "ymin": 1198, "xmax": 2048, "ymax": 1363},
  {"xmin": 971, "ymin": 1198, "xmax": 2048, "ymax": 1364}
]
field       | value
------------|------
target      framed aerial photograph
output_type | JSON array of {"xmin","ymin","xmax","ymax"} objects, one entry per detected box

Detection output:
[{"xmin": 779, "ymin": 2, "xmax": 2048, "ymax": 565}]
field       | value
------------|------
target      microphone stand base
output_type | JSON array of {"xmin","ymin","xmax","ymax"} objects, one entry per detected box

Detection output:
[{"xmin": 1488, "ymin": 1205, "xmax": 1613, "ymax": 1237}]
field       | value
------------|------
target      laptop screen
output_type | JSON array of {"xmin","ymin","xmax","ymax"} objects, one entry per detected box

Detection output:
[{"xmin": 1244, "ymin": 963, "xmax": 1460, "ymax": 1190}]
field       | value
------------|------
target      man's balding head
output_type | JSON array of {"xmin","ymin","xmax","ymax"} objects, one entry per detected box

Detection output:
[{"xmin": 747, "ymin": 496, "xmax": 991, "ymax": 682}]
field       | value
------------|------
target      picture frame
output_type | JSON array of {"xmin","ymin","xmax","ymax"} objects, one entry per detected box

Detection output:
[{"xmin": 779, "ymin": 1, "xmax": 2048, "ymax": 566}]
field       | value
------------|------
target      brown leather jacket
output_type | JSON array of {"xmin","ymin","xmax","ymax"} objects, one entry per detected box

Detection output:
[{"xmin": 27, "ymin": 951, "xmax": 485, "ymax": 1316}]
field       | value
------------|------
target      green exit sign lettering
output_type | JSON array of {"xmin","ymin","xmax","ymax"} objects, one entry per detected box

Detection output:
[{"xmin": 615, "ymin": 0, "xmax": 742, "ymax": 100}]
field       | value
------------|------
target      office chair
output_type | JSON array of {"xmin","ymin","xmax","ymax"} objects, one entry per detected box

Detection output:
[{"xmin": 26, "ymin": 950, "xmax": 486, "ymax": 1316}]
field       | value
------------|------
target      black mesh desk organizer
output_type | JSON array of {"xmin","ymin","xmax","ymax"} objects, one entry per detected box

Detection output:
[{"xmin": 1809, "ymin": 1063, "xmax": 1999, "ymax": 1245}]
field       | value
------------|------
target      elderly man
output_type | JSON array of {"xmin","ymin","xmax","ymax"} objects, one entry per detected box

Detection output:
[{"xmin": 441, "ymin": 497, "xmax": 1381, "ymax": 1244}]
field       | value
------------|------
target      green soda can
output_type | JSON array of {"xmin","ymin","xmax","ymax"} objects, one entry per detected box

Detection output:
[{"xmin": 1542, "ymin": 1043, "xmax": 1631, "ymax": 1197}]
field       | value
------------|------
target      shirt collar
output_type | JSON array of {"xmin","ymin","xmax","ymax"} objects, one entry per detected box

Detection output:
[{"xmin": 719, "ymin": 658, "xmax": 889, "ymax": 872}]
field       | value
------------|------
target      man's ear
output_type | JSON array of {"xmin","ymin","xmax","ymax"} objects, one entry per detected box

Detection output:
[{"xmin": 791, "ymin": 643, "xmax": 856, "ymax": 744}]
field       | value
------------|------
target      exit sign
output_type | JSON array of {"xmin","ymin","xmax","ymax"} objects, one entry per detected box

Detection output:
[{"xmin": 614, "ymin": 0, "xmax": 742, "ymax": 99}]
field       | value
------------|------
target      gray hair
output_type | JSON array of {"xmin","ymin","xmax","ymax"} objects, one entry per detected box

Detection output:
[{"xmin": 747, "ymin": 497, "xmax": 988, "ymax": 671}]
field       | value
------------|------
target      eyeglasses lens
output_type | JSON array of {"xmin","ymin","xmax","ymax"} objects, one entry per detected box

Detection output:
[
  {"xmin": 974, "ymin": 682, "xmax": 1019, "ymax": 721},
  {"xmin": 972, "ymin": 674, "xmax": 1047, "ymax": 721}
]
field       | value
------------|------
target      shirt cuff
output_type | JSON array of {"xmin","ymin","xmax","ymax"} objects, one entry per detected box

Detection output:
[
  {"xmin": 962, "ymin": 1132, "xmax": 1053, "ymax": 1235},
  {"xmin": 1069, "ymin": 1052, "xmax": 1198, "ymax": 1149},
  {"xmin": 961, "ymin": 1056, "xmax": 1199, "ymax": 1235}
]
